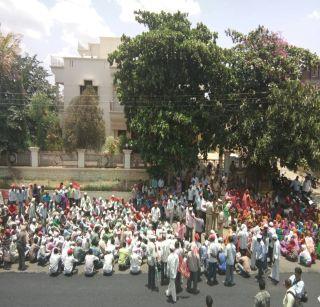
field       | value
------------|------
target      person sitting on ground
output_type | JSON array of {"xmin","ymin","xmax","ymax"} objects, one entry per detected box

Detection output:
[
  {"xmin": 118, "ymin": 242, "xmax": 130, "ymax": 270},
  {"xmin": 235, "ymin": 252, "xmax": 251, "ymax": 278},
  {"xmin": 37, "ymin": 241, "xmax": 50, "ymax": 266},
  {"xmin": 63, "ymin": 248, "xmax": 78, "ymax": 276},
  {"xmin": 49, "ymin": 248, "xmax": 62, "ymax": 276},
  {"xmin": 29, "ymin": 237, "xmax": 40, "ymax": 263},
  {"xmin": 298, "ymin": 245, "xmax": 312, "ymax": 267},
  {"xmin": 289, "ymin": 267, "xmax": 306, "ymax": 303},
  {"xmin": 254, "ymin": 278, "xmax": 270, "ymax": 307},
  {"xmin": 73, "ymin": 240, "xmax": 86, "ymax": 264},
  {"xmin": 130, "ymin": 246, "xmax": 142, "ymax": 275},
  {"xmin": 283, "ymin": 279, "xmax": 296, "ymax": 307},
  {"xmin": 84, "ymin": 248, "xmax": 99, "ymax": 277},
  {"xmin": 103, "ymin": 247, "xmax": 114, "ymax": 276}
]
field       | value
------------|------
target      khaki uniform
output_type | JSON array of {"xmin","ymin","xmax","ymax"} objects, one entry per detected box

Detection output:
[
  {"xmin": 205, "ymin": 202, "xmax": 213, "ymax": 235},
  {"xmin": 212, "ymin": 203, "xmax": 219, "ymax": 231}
]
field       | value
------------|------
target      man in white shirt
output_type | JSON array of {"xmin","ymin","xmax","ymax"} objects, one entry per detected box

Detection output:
[
  {"xmin": 49, "ymin": 248, "xmax": 61, "ymax": 276},
  {"xmin": 290, "ymin": 176, "xmax": 301, "ymax": 193},
  {"xmin": 289, "ymin": 267, "xmax": 305, "ymax": 303},
  {"xmin": 81, "ymin": 192, "xmax": 92, "ymax": 216},
  {"xmin": 84, "ymin": 248, "xmax": 99, "ymax": 277},
  {"xmin": 8, "ymin": 185, "xmax": 17, "ymax": 205},
  {"xmin": 151, "ymin": 202, "xmax": 161, "ymax": 230},
  {"xmin": 130, "ymin": 247, "xmax": 142, "ymax": 275},
  {"xmin": 283, "ymin": 278, "xmax": 296, "ymax": 307},
  {"xmin": 103, "ymin": 248, "xmax": 114, "ymax": 276},
  {"xmin": 147, "ymin": 235, "xmax": 157, "ymax": 290},
  {"xmin": 158, "ymin": 178, "xmax": 164, "ymax": 189},
  {"xmin": 160, "ymin": 234, "xmax": 171, "ymax": 285},
  {"xmin": 207, "ymin": 234, "xmax": 219, "ymax": 285},
  {"xmin": 63, "ymin": 249, "xmax": 78, "ymax": 276},
  {"xmin": 269, "ymin": 234, "xmax": 280, "ymax": 284},
  {"xmin": 165, "ymin": 245, "xmax": 179, "ymax": 303},
  {"xmin": 255, "ymin": 234, "xmax": 265, "ymax": 280},
  {"xmin": 237, "ymin": 224, "xmax": 248, "ymax": 256},
  {"xmin": 167, "ymin": 195, "xmax": 176, "ymax": 225},
  {"xmin": 224, "ymin": 235, "xmax": 236, "ymax": 287}
]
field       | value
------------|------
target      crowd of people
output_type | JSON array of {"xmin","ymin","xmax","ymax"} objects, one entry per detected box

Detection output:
[{"xmin": 0, "ymin": 165, "xmax": 318, "ymax": 305}]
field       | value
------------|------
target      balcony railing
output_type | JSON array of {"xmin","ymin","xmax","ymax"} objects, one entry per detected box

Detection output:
[{"xmin": 51, "ymin": 56, "xmax": 64, "ymax": 67}]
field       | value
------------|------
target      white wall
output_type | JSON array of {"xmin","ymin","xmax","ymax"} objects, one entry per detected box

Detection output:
[{"xmin": 51, "ymin": 37, "xmax": 125, "ymax": 137}]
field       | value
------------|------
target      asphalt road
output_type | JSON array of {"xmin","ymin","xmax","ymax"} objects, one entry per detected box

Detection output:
[{"xmin": 0, "ymin": 271, "xmax": 319, "ymax": 307}]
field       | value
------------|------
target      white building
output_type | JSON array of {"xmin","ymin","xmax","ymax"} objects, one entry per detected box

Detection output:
[{"xmin": 50, "ymin": 37, "xmax": 126, "ymax": 137}]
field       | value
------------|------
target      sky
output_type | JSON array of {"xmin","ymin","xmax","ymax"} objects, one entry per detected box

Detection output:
[{"xmin": 0, "ymin": 0, "xmax": 319, "ymax": 79}]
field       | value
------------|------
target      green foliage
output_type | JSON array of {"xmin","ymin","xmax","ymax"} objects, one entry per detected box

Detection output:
[
  {"xmin": 0, "ymin": 30, "xmax": 60, "ymax": 154},
  {"xmin": 109, "ymin": 10, "xmax": 229, "ymax": 175},
  {"xmin": 63, "ymin": 87, "xmax": 106, "ymax": 151},
  {"xmin": 224, "ymin": 26, "xmax": 320, "ymax": 170},
  {"xmin": 0, "ymin": 31, "xmax": 28, "ymax": 153},
  {"xmin": 27, "ymin": 92, "xmax": 62, "ymax": 150},
  {"xmin": 103, "ymin": 136, "xmax": 120, "ymax": 155}
]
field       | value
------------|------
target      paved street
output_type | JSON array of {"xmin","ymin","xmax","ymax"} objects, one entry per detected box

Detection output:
[{"xmin": 0, "ymin": 271, "xmax": 319, "ymax": 307}]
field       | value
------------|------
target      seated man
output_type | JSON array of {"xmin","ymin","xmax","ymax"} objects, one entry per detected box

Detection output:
[
  {"xmin": 103, "ymin": 248, "xmax": 114, "ymax": 276},
  {"xmin": 37, "ymin": 242, "xmax": 50, "ymax": 266},
  {"xmin": 73, "ymin": 240, "xmax": 86, "ymax": 264},
  {"xmin": 217, "ymin": 249, "xmax": 226, "ymax": 275},
  {"xmin": 29, "ymin": 237, "xmax": 40, "ymax": 263},
  {"xmin": 298, "ymin": 245, "xmax": 312, "ymax": 267},
  {"xmin": 63, "ymin": 249, "xmax": 78, "ymax": 276},
  {"xmin": 235, "ymin": 252, "xmax": 251, "ymax": 278},
  {"xmin": 118, "ymin": 242, "xmax": 130, "ymax": 271},
  {"xmin": 49, "ymin": 248, "xmax": 62, "ymax": 276},
  {"xmin": 84, "ymin": 248, "xmax": 100, "ymax": 277},
  {"xmin": 130, "ymin": 247, "xmax": 142, "ymax": 275}
]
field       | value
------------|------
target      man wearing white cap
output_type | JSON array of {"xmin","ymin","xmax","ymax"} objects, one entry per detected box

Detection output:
[
  {"xmin": 130, "ymin": 246, "xmax": 142, "ymax": 274},
  {"xmin": 166, "ymin": 244, "xmax": 179, "ymax": 303},
  {"xmin": 269, "ymin": 233, "xmax": 280, "ymax": 284},
  {"xmin": 103, "ymin": 247, "xmax": 114, "ymax": 276}
]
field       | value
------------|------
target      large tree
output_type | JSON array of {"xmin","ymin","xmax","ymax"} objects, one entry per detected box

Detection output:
[
  {"xmin": 28, "ymin": 92, "xmax": 62, "ymax": 150},
  {"xmin": 0, "ymin": 29, "xmax": 60, "ymax": 154},
  {"xmin": 108, "ymin": 11, "xmax": 229, "ymax": 175},
  {"xmin": 223, "ymin": 26, "xmax": 320, "ymax": 171},
  {"xmin": 0, "ymin": 31, "xmax": 27, "ymax": 153},
  {"xmin": 63, "ymin": 87, "xmax": 106, "ymax": 151}
]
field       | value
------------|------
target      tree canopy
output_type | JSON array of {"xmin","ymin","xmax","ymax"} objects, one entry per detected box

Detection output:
[
  {"xmin": 224, "ymin": 26, "xmax": 320, "ymax": 170},
  {"xmin": 0, "ymin": 29, "xmax": 60, "ymax": 154},
  {"xmin": 63, "ymin": 87, "xmax": 106, "ymax": 151},
  {"xmin": 109, "ymin": 10, "xmax": 229, "ymax": 174}
]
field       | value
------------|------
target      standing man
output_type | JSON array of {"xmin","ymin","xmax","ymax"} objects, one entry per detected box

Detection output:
[
  {"xmin": 147, "ymin": 235, "xmax": 158, "ymax": 291},
  {"xmin": 207, "ymin": 234, "xmax": 219, "ymax": 285},
  {"xmin": 187, "ymin": 243, "xmax": 201, "ymax": 294},
  {"xmin": 166, "ymin": 244, "xmax": 179, "ymax": 303},
  {"xmin": 185, "ymin": 207, "xmax": 194, "ymax": 242},
  {"xmin": 151, "ymin": 202, "xmax": 161, "ymax": 231},
  {"xmin": 255, "ymin": 234, "xmax": 265, "ymax": 281},
  {"xmin": 167, "ymin": 195, "xmax": 175, "ymax": 225},
  {"xmin": 224, "ymin": 235, "xmax": 236, "ymax": 287},
  {"xmin": 269, "ymin": 234, "xmax": 280, "ymax": 284},
  {"xmin": 254, "ymin": 279, "xmax": 271, "ymax": 307},
  {"xmin": 205, "ymin": 201, "xmax": 213, "ymax": 235},
  {"xmin": 212, "ymin": 201, "xmax": 219, "ymax": 231},
  {"xmin": 16, "ymin": 224, "xmax": 28, "ymax": 271}
]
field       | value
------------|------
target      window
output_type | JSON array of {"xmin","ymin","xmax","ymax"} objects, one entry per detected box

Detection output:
[
  {"xmin": 80, "ymin": 80, "xmax": 98, "ymax": 95},
  {"xmin": 117, "ymin": 130, "xmax": 126, "ymax": 137}
]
